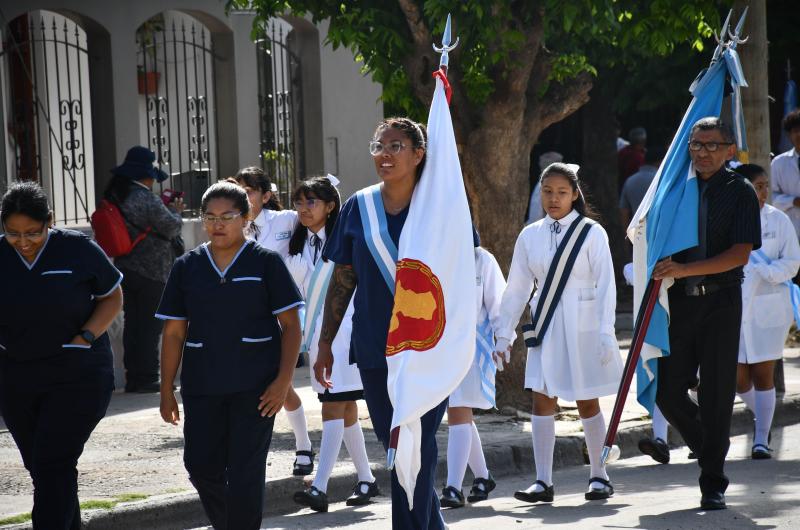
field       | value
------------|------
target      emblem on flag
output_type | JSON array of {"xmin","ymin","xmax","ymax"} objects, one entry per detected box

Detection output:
[{"xmin": 386, "ymin": 259, "xmax": 446, "ymax": 356}]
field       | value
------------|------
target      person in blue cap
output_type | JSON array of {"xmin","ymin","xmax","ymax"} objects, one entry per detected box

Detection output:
[
  {"xmin": 157, "ymin": 181, "xmax": 303, "ymax": 529},
  {"xmin": 103, "ymin": 146, "xmax": 183, "ymax": 392},
  {"xmin": 0, "ymin": 181, "xmax": 124, "ymax": 529}
]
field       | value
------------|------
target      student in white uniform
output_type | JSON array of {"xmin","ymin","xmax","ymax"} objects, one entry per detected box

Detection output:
[
  {"xmin": 494, "ymin": 162, "xmax": 623, "ymax": 503},
  {"xmin": 440, "ymin": 234, "xmax": 507, "ymax": 508},
  {"xmin": 735, "ymin": 164, "xmax": 800, "ymax": 459},
  {"xmin": 286, "ymin": 176, "xmax": 379, "ymax": 512},
  {"xmin": 232, "ymin": 167, "xmax": 313, "ymax": 475}
]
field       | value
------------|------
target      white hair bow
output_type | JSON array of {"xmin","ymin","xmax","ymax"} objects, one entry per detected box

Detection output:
[
  {"xmin": 565, "ymin": 163, "xmax": 581, "ymax": 174},
  {"xmin": 326, "ymin": 174, "xmax": 341, "ymax": 187}
]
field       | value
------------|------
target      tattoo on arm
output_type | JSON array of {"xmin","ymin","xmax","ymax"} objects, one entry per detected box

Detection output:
[{"xmin": 319, "ymin": 264, "xmax": 357, "ymax": 344}]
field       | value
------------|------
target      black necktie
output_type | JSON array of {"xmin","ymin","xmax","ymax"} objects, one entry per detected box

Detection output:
[{"xmin": 310, "ymin": 234, "xmax": 322, "ymax": 264}]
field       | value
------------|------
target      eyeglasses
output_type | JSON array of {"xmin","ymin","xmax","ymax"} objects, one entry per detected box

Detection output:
[
  {"xmin": 293, "ymin": 198, "xmax": 321, "ymax": 210},
  {"xmin": 688, "ymin": 141, "xmax": 734, "ymax": 152},
  {"xmin": 201, "ymin": 212, "xmax": 243, "ymax": 224},
  {"xmin": 369, "ymin": 141, "xmax": 408, "ymax": 156},
  {"xmin": 3, "ymin": 224, "xmax": 47, "ymax": 242}
]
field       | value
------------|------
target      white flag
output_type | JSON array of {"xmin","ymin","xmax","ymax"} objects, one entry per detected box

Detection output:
[{"xmin": 386, "ymin": 76, "xmax": 476, "ymax": 507}]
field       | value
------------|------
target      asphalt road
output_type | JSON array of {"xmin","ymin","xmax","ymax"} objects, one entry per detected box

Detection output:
[{"xmin": 250, "ymin": 422, "xmax": 800, "ymax": 530}]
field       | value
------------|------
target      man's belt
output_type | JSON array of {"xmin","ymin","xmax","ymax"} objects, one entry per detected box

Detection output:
[{"xmin": 679, "ymin": 280, "xmax": 741, "ymax": 297}]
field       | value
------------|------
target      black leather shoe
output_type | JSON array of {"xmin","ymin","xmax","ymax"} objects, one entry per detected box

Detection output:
[
  {"xmin": 688, "ymin": 450, "xmax": 698, "ymax": 460},
  {"xmin": 293, "ymin": 450, "xmax": 315, "ymax": 476},
  {"xmin": 751, "ymin": 443, "xmax": 772, "ymax": 460},
  {"xmin": 585, "ymin": 477, "xmax": 614, "ymax": 500},
  {"xmin": 345, "ymin": 480, "xmax": 380, "ymax": 506},
  {"xmin": 638, "ymin": 437, "xmax": 670, "ymax": 464},
  {"xmin": 439, "ymin": 485, "xmax": 465, "ymax": 508},
  {"xmin": 700, "ymin": 491, "xmax": 726, "ymax": 510},
  {"xmin": 467, "ymin": 475, "xmax": 496, "ymax": 503},
  {"xmin": 514, "ymin": 480, "xmax": 554, "ymax": 503},
  {"xmin": 293, "ymin": 485, "xmax": 328, "ymax": 512}
]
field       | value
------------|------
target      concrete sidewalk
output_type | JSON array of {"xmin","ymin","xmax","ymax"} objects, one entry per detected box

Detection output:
[{"xmin": 2, "ymin": 336, "xmax": 799, "ymax": 529}]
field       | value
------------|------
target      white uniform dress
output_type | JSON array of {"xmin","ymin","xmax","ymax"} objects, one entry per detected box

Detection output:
[
  {"xmin": 250, "ymin": 208, "xmax": 298, "ymax": 259},
  {"xmin": 739, "ymin": 203, "xmax": 800, "ymax": 364},
  {"xmin": 497, "ymin": 209, "xmax": 623, "ymax": 401},
  {"xmin": 449, "ymin": 247, "xmax": 507, "ymax": 409},
  {"xmin": 285, "ymin": 227, "xmax": 363, "ymax": 395}
]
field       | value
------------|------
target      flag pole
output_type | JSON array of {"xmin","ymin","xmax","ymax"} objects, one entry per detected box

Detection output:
[
  {"xmin": 601, "ymin": 277, "xmax": 662, "ymax": 464},
  {"xmin": 387, "ymin": 12, "xmax": 459, "ymax": 471}
]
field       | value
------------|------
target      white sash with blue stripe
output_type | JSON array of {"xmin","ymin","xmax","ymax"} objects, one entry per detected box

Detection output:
[
  {"xmin": 475, "ymin": 315, "xmax": 497, "ymax": 407},
  {"xmin": 356, "ymin": 184, "xmax": 399, "ymax": 293},
  {"xmin": 301, "ymin": 259, "xmax": 335, "ymax": 352},
  {"xmin": 751, "ymin": 249, "xmax": 800, "ymax": 328}
]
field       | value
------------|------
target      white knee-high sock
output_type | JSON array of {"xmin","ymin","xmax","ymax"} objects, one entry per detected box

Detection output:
[
  {"xmin": 738, "ymin": 387, "xmax": 756, "ymax": 413},
  {"xmin": 467, "ymin": 422, "xmax": 490, "ymax": 480},
  {"xmin": 581, "ymin": 412, "xmax": 610, "ymax": 484},
  {"xmin": 446, "ymin": 423, "xmax": 472, "ymax": 489},
  {"xmin": 531, "ymin": 415, "xmax": 555, "ymax": 489},
  {"xmin": 286, "ymin": 405, "xmax": 312, "ymax": 464},
  {"xmin": 652, "ymin": 405, "xmax": 668, "ymax": 442},
  {"xmin": 343, "ymin": 421, "xmax": 375, "ymax": 483},
  {"xmin": 754, "ymin": 388, "xmax": 776, "ymax": 447},
  {"xmin": 311, "ymin": 419, "xmax": 344, "ymax": 493}
]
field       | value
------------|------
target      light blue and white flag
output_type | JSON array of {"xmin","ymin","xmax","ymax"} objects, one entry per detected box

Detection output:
[{"xmin": 628, "ymin": 44, "xmax": 748, "ymax": 415}]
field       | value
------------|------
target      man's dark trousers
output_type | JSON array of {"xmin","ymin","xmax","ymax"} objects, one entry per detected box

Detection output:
[
  {"xmin": 119, "ymin": 267, "xmax": 165, "ymax": 389},
  {"xmin": 360, "ymin": 367, "xmax": 448, "ymax": 529},
  {"xmin": 656, "ymin": 284, "xmax": 741, "ymax": 495}
]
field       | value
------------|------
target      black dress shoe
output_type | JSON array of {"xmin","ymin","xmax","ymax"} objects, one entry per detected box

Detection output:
[
  {"xmin": 638, "ymin": 437, "xmax": 670, "ymax": 464},
  {"xmin": 345, "ymin": 480, "xmax": 380, "ymax": 506},
  {"xmin": 514, "ymin": 480, "xmax": 554, "ymax": 503},
  {"xmin": 700, "ymin": 491, "xmax": 726, "ymax": 510},
  {"xmin": 751, "ymin": 443, "xmax": 772, "ymax": 460},
  {"xmin": 294, "ymin": 485, "xmax": 328, "ymax": 512},
  {"xmin": 688, "ymin": 450, "xmax": 698, "ymax": 460},
  {"xmin": 467, "ymin": 475, "xmax": 496, "ymax": 503},
  {"xmin": 585, "ymin": 477, "xmax": 614, "ymax": 500},
  {"xmin": 293, "ymin": 450, "xmax": 315, "ymax": 476},
  {"xmin": 439, "ymin": 486, "xmax": 465, "ymax": 508}
]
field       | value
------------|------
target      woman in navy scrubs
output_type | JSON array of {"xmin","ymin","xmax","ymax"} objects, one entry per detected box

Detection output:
[
  {"xmin": 157, "ymin": 181, "xmax": 302, "ymax": 529},
  {"xmin": 318, "ymin": 117, "xmax": 449, "ymax": 529},
  {"xmin": 0, "ymin": 182, "xmax": 123, "ymax": 529}
]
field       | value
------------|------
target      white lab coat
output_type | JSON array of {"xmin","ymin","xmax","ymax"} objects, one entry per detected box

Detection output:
[
  {"xmin": 251, "ymin": 209, "xmax": 298, "ymax": 259},
  {"xmin": 285, "ymin": 227, "xmax": 362, "ymax": 395},
  {"xmin": 497, "ymin": 209, "xmax": 622, "ymax": 401},
  {"xmin": 449, "ymin": 247, "xmax": 507, "ymax": 409},
  {"xmin": 739, "ymin": 204, "xmax": 800, "ymax": 364}
]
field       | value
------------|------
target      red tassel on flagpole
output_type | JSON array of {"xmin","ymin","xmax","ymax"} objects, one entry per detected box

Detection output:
[{"xmin": 432, "ymin": 68, "xmax": 452, "ymax": 105}]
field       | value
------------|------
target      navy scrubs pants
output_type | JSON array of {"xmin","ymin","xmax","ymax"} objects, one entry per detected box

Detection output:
[
  {"xmin": 182, "ymin": 390, "xmax": 275, "ymax": 530},
  {"xmin": 360, "ymin": 367, "xmax": 448, "ymax": 530},
  {"xmin": 0, "ymin": 368, "xmax": 112, "ymax": 530}
]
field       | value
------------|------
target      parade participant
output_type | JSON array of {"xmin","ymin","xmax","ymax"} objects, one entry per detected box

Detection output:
[
  {"xmin": 652, "ymin": 117, "xmax": 761, "ymax": 510},
  {"xmin": 318, "ymin": 117, "xmax": 449, "ymax": 528},
  {"xmin": 286, "ymin": 176, "xmax": 378, "ymax": 512},
  {"xmin": 440, "ymin": 234, "xmax": 505, "ymax": 508},
  {"xmin": 494, "ymin": 162, "xmax": 623, "ymax": 503},
  {"xmin": 771, "ymin": 109, "xmax": 800, "ymax": 240},
  {"xmin": 105, "ymin": 146, "xmax": 183, "ymax": 393},
  {"xmin": 157, "ymin": 181, "xmax": 303, "ymax": 529},
  {"xmin": 0, "ymin": 182, "xmax": 123, "ymax": 529},
  {"xmin": 232, "ymin": 167, "xmax": 313, "ymax": 475},
  {"xmin": 735, "ymin": 164, "xmax": 800, "ymax": 460}
]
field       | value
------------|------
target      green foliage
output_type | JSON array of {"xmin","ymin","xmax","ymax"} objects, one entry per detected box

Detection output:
[
  {"xmin": 0, "ymin": 512, "xmax": 32, "ymax": 525},
  {"xmin": 229, "ymin": 1, "xmax": 723, "ymax": 118}
]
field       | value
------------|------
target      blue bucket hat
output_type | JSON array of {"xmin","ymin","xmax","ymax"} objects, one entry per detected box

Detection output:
[{"xmin": 111, "ymin": 146, "xmax": 169, "ymax": 183}]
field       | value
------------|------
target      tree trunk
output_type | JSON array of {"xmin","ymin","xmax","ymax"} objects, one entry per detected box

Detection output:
[{"xmin": 734, "ymin": 0, "xmax": 770, "ymax": 170}]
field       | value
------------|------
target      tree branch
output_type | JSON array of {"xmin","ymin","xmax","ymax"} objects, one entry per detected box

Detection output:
[
  {"xmin": 525, "ymin": 71, "xmax": 593, "ymax": 143},
  {"xmin": 396, "ymin": 0, "xmax": 431, "ymax": 47}
]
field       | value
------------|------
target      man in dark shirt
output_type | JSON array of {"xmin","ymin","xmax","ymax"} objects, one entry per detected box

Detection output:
[{"xmin": 652, "ymin": 117, "xmax": 761, "ymax": 511}]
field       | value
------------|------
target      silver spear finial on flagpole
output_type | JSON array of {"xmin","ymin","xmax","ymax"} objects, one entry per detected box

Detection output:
[
  {"xmin": 432, "ymin": 13, "xmax": 459, "ymax": 70},
  {"xmin": 712, "ymin": 9, "xmax": 733, "ymax": 62},
  {"xmin": 728, "ymin": 6, "xmax": 749, "ymax": 49}
]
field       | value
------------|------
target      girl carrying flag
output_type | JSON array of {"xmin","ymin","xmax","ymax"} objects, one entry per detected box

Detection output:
[
  {"xmin": 286, "ymin": 176, "xmax": 379, "ymax": 511},
  {"xmin": 494, "ymin": 162, "xmax": 623, "ymax": 503}
]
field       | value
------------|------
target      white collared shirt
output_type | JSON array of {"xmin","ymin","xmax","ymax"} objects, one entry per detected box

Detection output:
[
  {"xmin": 771, "ymin": 147, "xmax": 800, "ymax": 237},
  {"xmin": 250, "ymin": 208, "xmax": 298, "ymax": 259}
]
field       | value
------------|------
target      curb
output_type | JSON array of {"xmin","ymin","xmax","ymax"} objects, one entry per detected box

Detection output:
[{"xmin": 6, "ymin": 393, "xmax": 799, "ymax": 530}]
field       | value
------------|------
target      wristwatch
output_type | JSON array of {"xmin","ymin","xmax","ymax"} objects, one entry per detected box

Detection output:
[{"xmin": 79, "ymin": 329, "xmax": 96, "ymax": 345}]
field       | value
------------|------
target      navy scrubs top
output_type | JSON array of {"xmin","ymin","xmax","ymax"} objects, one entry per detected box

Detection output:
[
  {"xmin": 0, "ymin": 229, "xmax": 122, "ymax": 389},
  {"xmin": 156, "ymin": 240, "xmax": 303, "ymax": 396},
  {"xmin": 322, "ymin": 193, "xmax": 408, "ymax": 369}
]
